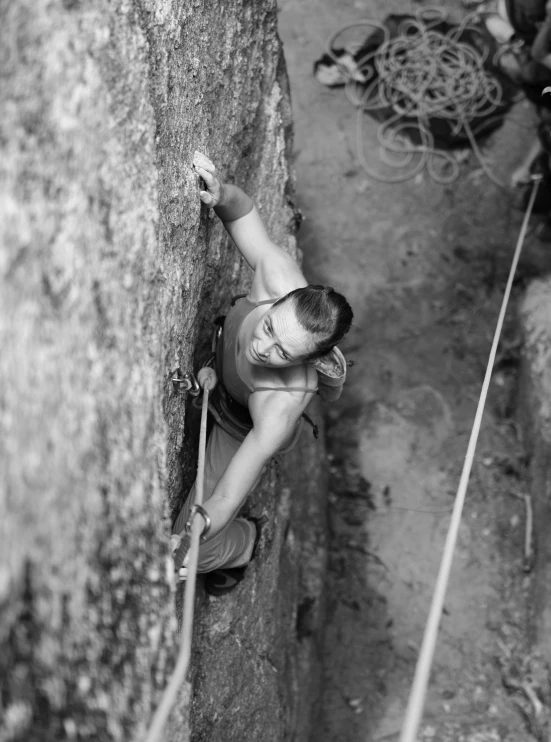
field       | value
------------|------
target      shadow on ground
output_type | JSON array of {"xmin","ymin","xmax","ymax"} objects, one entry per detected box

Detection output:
[{"xmin": 279, "ymin": 0, "xmax": 551, "ymax": 739}]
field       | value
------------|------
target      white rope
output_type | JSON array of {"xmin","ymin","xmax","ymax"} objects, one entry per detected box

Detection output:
[
  {"xmin": 144, "ymin": 385, "xmax": 211, "ymax": 742},
  {"xmin": 400, "ymin": 177, "xmax": 541, "ymax": 742}
]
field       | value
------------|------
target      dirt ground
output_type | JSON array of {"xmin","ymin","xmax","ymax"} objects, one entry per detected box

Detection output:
[{"xmin": 278, "ymin": 1, "xmax": 551, "ymax": 740}]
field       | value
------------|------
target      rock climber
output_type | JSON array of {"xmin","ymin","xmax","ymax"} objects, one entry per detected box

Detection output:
[{"xmin": 171, "ymin": 151, "xmax": 353, "ymax": 596}]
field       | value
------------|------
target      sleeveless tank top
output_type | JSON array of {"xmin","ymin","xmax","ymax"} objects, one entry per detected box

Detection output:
[{"xmin": 216, "ymin": 296, "xmax": 318, "ymax": 408}]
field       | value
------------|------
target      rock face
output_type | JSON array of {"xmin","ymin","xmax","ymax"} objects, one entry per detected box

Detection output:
[
  {"xmin": 518, "ymin": 277, "xmax": 551, "ymax": 663},
  {"xmin": 0, "ymin": 2, "xmax": 327, "ymax": 741}
]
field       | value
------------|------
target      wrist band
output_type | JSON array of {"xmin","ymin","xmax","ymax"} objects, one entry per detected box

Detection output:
[
  {"xmin": 187, "ymin": 504, "xmax": 211, "ymax": 542},
  {"xmin": 213, "ymin": 186, "xmax": 254, "ymax": 222}
]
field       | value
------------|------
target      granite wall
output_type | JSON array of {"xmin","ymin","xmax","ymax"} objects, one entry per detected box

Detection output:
[{"xmin": 0, "ymin": 2, "xmax": 327, "ymax": 740}]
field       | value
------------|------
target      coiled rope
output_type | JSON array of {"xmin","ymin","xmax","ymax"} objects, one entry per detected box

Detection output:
[
  {"xmin": 144, "ymin": 383, "xmax": 211, "ymax": 742},
  {"xmin": 399, "ymin": 177, "xmax": 541, "ymax": 742},
  {"xmin": 326, "ymin": 9, "xmax": 510, "ymax": 185}
]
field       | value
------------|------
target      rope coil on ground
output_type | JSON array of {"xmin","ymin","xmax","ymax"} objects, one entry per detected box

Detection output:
[
  {"xmin": 144, "ymin": 385, "xmax": 211, "ymax": 742},
  {"xmin": 399, "ymin": 177, "xmax": 541, "ymax": 742},
  {"xmin": 327, "ymin": 9, "xmax": 510, "ymax": 185}
]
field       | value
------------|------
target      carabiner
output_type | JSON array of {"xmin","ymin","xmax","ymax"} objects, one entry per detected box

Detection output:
[{"xmin": 171, "ymin": 369, "xmax": 201, "ymax": 396}]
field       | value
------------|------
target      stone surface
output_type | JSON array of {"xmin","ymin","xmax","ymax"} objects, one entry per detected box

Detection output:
[
  {"xmin": 0, "ymin": 2, "xmax": 326, "ymax": 741},
  {"xmin": 519, "ymin": 277, "xmax": 551, "ymax": 663}
]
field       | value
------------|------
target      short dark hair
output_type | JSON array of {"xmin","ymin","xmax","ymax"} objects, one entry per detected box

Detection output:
[{"xmin": 275, "ymin": 285, "xmax": 353, "ymax": 360}]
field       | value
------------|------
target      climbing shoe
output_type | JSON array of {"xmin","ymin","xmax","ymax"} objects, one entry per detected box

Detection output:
[
  {"xmin": 204, "ymin": 566, "xmax": 248, "ymax": 596},
  {"xmin": 203, "ymin": 516, "xmax": 266, "ymax": 596}
]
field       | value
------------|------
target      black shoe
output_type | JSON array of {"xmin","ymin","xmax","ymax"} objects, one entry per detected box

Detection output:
[
  {"xmin": 203, "ymin": 516, "xmax": 267, "ymax": 596},
  {"xmin": 204, "ymin": 566, "xmax": 248, "ymax": 596}
]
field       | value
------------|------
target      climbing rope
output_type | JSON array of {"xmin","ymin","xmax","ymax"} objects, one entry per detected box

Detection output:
[
  {"xmin": 144, "ymin": 383, "xmax": 211, "ymax": 742},
  {"xmin": 399, "ymin": 177, "xmax": 541, "ymax": 742},
  {"xmin": 327, "ymin": 9, "xmax": 511, "ymax": 185}
]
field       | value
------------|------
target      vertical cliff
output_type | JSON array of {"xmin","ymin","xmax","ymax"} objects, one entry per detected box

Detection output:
[{"xmin": 0, "ymin": 2, "xmax": 327, "ymax": 741}]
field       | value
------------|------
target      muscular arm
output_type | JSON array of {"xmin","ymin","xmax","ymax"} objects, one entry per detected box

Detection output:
[
  {"xmin": 200, "ymin": 389, "xmax": 313, "ymax": 539},
  {"xmin": 224, "ymin": 204, "xmax": 307, "ymax": 299},
  {"xmin": 193, "ymin": 151, "xmax": 305, "ymax": 296},
  {"xmin": 222, "ymin": 201, "xmax": 288, "ymax": 271}
]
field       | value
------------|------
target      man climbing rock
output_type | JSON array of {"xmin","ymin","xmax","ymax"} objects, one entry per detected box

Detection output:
[{"xmin": 171, "ymin": 152, "xmax": 353, "ymax": 596}]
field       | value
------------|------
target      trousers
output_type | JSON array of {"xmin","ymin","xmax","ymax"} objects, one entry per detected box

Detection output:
[{"xmin": 172, "ymin": 421, "xmax": 257, "ymax": 573}]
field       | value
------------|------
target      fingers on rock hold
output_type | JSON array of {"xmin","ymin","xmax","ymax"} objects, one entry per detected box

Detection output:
[
  {"xmin": 200, "ymin": 169, "xmax": 216, "ymax": 186},
  {"xmin": 193, "ymin": 150, "xmax": 207, "ymax": 166},
  {"xmin": 193, "ymin": 151, "xmax": 215, "ymax": 172}
]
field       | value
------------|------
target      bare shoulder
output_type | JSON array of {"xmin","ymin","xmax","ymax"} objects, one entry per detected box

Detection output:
[{"xmin": 249, "ymin": 248, "xmax": 306, "ymax": 301}]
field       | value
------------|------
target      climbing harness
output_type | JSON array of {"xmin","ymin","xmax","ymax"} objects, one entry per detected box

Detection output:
[
  {"xmin": 324, "ymin": 9, "xmax": 515, "ymax": 185},
  {"xmin": 144, "ymin": 383, "xmax": 211, "ymax": 742},
  {"xmin": 399, "ymin": 177, "xmax": 541, "ymax": 742}
]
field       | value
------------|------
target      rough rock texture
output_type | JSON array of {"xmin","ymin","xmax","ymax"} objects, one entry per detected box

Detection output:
[
  {"xmin": 0, "ymin": 2, "xmax": 327, "ymax": 741},
  {"xmin": 518, "ymin": 277, "xmax": 551, "ymax": 663}
]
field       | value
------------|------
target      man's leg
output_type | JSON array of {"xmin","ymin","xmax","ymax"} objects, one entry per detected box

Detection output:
[
  {"xmin": 194, "ymin": 518, "xmax": 256, "ymax": 572},
  {"xmin": 172, "ymin": 421, "xmax": 257, "ymax": 573}
]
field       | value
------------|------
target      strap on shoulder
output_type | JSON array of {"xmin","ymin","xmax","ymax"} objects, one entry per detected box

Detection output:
[
  {"xmin": 230, "ymin": 294, "xmax": 281, "ymax": 308},
  {"xmin": 254, "ymin": 298, "xmax": 280, "ymax": 306},
  {"xmin": 252, "ymin": 385, "xmax": 318, "ymax": 393}
]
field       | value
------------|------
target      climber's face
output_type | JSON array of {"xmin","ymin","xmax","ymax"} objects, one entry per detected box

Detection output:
[{"xmin": 247, "ymin": 303, "xmax": 317, "ymax": 368}]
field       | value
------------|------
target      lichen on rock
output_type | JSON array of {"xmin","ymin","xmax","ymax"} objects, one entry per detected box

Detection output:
[{"xmin": 0, "ymin": 1, "xmax": 327, "ymax": 741}]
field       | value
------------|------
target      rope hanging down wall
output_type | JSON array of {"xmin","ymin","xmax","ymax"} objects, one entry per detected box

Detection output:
[
  {"xmin": 315, "ymin": 9, "xmax": 517, "ymax": 184},
  {"xmin": 144, "ymin": 382, "xmax": 212, "ymax": 742},
  {"xmin": 399, "ymin": 177, "xmax": 541, "ymax": 742}
]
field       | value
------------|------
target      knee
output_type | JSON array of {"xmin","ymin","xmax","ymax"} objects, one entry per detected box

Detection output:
[
  {"xmin": 196, "ymin": 519, "xmax": 257, "ymax": 573},
  {"xmin": 196, "ymin": 545, "xmax": 226, "ymax": 573}
]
